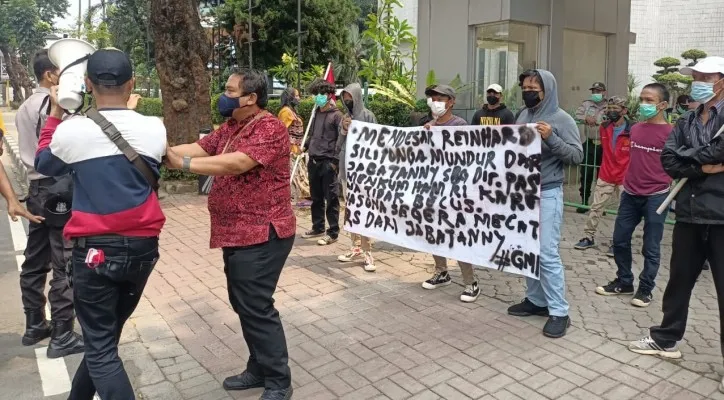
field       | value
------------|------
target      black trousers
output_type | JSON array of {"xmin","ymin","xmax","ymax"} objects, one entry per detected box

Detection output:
[
  {"xmin": 308, "ymin": 157, "xmax": 340, "ymax": 238},
  {"xmin": 223, "ymin": 226, "xmax": 294, "ymax": 390},
  {"xmin": 69, "ymin": 236, "xmax": 159, "ymax": 400},
  {"xmin": 650, "ymin": 222, "xmax": 724, "ymax": 356},
  {"xmin": 19, "ymin": 178, "xmax": 73, "ymax": 321},
  {"xmin": 579, "ymin": 140, "xmax": 603, "ymax": 205}
]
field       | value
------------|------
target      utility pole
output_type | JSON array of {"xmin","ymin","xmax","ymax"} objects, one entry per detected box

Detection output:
[
  {"xmin": 77, "ymin": 0, "xmax": 82, "ymax": 38},
  {"xmin": 248, "ymin": 0, "xmax": 253, "ymax": 69},
  {"xmin": 297, "ymin": 0, "xmax": 301, "ymax": 89}
]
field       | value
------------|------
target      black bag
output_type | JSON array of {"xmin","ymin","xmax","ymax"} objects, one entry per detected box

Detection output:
[{"xmin": 84, "ymin": 108, "xmax": 159, "ymax": 193}]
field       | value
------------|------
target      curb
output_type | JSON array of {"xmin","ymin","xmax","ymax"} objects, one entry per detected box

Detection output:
[{"xmin": 3, "ymin": 134, "xmax": 28, "ymax": 185}]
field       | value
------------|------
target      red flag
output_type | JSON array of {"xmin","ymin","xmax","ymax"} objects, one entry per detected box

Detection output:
[{"xmin": 325, "ymin": 62, "xmax": 336, "ymax": 102}]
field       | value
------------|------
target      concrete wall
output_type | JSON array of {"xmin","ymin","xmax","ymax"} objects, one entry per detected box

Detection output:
[
  {"xmin": 629, "ymin": 0, "xmax": 724, "ymax": 89},
  {"xmin": 415, "ymin": 0, "xmax": 631, "ymax": 111}
]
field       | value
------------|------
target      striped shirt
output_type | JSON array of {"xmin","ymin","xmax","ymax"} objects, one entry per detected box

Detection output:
[{"xmin": 691, "ymin": 97, "xmax": 724, "ymax": 147}]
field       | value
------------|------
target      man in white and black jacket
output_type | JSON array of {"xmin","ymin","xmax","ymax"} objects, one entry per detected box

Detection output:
[{"xmin": 628, "ymin": 58, "xmax": 724, "ymax": 389}]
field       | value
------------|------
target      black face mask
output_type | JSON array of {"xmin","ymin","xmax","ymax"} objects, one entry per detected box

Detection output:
[
  {"xmin": 486, "ymin": 95, "xmax": 499, "ymax": 105},
  {"xmin": 522, "ymin": 91, "xmax": 541, "ymax": 108},
  {"xmin": 606, "ymin": 111, "xmax": 622, "ymax": 122},
  {"xmin": 344, "ymin": 100, "xmax": 354, "ymax": 113}
]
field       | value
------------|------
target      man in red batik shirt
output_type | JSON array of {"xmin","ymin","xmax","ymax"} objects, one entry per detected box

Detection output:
[{"xmin": 165, "ymin": 69, "xmax": 295, "ymax": 400}]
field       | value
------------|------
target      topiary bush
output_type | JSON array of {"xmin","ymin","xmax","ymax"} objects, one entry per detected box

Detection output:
[
  {"xmin": 135, "ymin": 97, "xmax": 163, "ymax": 117},
  {"xmin": 368, "ymin": 98, "xmax": 414, "ymax": 126}
]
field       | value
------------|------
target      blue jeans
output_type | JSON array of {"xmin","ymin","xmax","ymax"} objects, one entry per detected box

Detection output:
[
  {"xmin": 526, "ymin": 186, "xmax": 568, "ymax": 317},
  {"xmin": 612, "ymin": 191, "xmax": 669, "ymax": 292}
]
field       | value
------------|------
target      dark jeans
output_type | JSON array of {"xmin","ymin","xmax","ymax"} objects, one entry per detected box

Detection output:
[
  {"xmin": 223, "ymin": 226, "xmax": 294, "ymax": 390},
  {"xmin": 20, "ymin": 178, "xmax": 73, "ymax": 320},
  {"xmin": 68, "ymin": 236, "xmax": 159, "ymax": 400},
  {"xmin": 579, "ymin": 139, "xmax": 602, "ymax": 205},
  {"xmin": 650, "ymin": 223, "xmax": 724, "ymax": 353},
  {"xmin": 612, "ymin": 192, "xmax": 668, "ymax": 292},
  {"xmin": 308, "ymin": 157, "xmax": 340, "ymax": 238}
]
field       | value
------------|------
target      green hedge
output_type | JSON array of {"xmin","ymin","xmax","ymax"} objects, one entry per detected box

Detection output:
[{"xmin": 138, "ymin": 94, "xmax": 420, "ymax": 128}]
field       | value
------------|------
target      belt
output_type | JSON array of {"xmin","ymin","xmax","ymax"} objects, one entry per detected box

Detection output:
[
  {"xmin": 73, "ymin": 235, "xmax": 158, "ymax": 248},
  {"xmin": 29, "ymin": 177, "xmax": 57, "ymax": 187}
]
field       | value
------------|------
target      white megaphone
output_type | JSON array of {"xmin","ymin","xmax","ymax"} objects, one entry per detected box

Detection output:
[{"xmin": 48, "ymin": 38, "xmax": 96, "ymax": 111}]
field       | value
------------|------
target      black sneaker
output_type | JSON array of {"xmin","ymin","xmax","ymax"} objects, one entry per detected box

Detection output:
[
  {"xmin": 260, "ymin": 387, "xmax": 293, "ymax": 400},
  {"xmin": 574, "ymin": 237, "xmax": 595, "ymax": 250},
  {"xmin": 576, "ymin": 207, "xmax": 588, "ymax": 214},
  {"xmin": 595, "ymin": 278, "xmax": 634, "ymax": 296},
  {"xmin": 631, "ymin": 289, "xmax": 653, "ymax": 308},
  {"xmin": 543, "ymin": 316, "xmax": 571, "ymax": 338},
  {"xmin": 507, "ymin": 298, "xmax": 549, "ymax": 317},
  {"xmin": 223, "ymin": 370, "xmax": 264, "ymax": 391},
  {"xmin": 301, "ymin": 230, "xmax": 324, "ymax": 239},
  {"xmin": 703, "ymin": 260, "xmax": 710, "ymax": 271},
  {"xmin": 460, "ymin": 282, "xmax": 480, "ymax": 303},
  {"xmin": 606, "ymin": 246, "xmax": 614, "ymax": 258},
  {"xmin": 421, "ymin": 271, "xmax": 451, "ymax": 289}
]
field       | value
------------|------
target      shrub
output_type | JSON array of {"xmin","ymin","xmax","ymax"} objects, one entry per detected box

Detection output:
[
  {"xmin": 135, "ymin": 97, "xmax": 163, "ymax": 117},
  {"xmin": 368, "ymin": 98, "xmax": 414, "ymax": 126},
  {"xmin": 160, "ymin": 165, "xmax": 197, "ymax": 181}
]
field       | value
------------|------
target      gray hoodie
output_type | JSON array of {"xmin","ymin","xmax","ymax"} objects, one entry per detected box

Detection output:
[
  {"xmin": 339, "ymin": 83, "xmax": 377, "ymax": 181},
  {"xmin": 516, "ymin": 69, "xmax": 583, "ymax": 191}
]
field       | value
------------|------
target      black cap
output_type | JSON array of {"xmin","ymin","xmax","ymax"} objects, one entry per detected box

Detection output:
[
  {"xmin": 87, "ymin": 48, "xmax": 133, "ymax": 86},
  {"xmin": 424, "ymin": 84, "xmax": 456, "ymax": 99}
]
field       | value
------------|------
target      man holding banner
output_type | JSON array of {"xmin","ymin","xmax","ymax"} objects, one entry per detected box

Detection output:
[
  {"xmin": 507, "ymin": 69, "xmax": 583, "ymax": 338},
  {"xmin": 418, "ymin": 84, "xmax": 480, "ymax": 303}
]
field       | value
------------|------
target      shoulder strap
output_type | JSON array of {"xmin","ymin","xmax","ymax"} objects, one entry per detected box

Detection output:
[
  {"xmin": 36, "ymin": 95, "xmax": 51, "ymax": 138},
  {"xmin": 84, "ymin": 108, "xmax": 159, "ymax": 193}
]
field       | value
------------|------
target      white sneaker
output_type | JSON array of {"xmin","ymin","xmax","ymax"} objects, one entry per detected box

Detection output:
[
  {"xmin": 627, "ymin": 336, "xmax": 681, "ymax": 359},
  {"xmin": 317, "ymin": 235, "xmax": 337, "ymax": 246},
  {"xmin": 338, "ymin": 247, "xmax": 362, "ymax": 262},
  {"xmin": 363, "ymin": 251, "xmax": 376, "ymax": 272}
]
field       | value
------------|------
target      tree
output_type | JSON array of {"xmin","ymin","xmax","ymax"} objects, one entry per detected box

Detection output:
[
  {"xmin": 218, "ymin": 0, "xmax": 359, "ymax": 71},
  {"xmin": 682, "ymin": 49, "xmax": 707, "ymax": 66},
  {"xmin": 360, "ymin": 0, "xmax": 417, "ymax": 100},
  {"xmin": 150, "ymin": 0, "xmax": 212, "ymax": 145},
  {"xmin": 652, "ymin": 57, "xmax": 680, "ymax": 80},
  {"xmin": 353, "ymin": 0, "xmax": 377, "ymax": 32},
  {"xmin": 0, "ymin": 0, "xmax": 60, "ymax": 102}
]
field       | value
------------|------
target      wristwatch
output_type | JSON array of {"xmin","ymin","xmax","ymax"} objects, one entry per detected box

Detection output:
[{"xmin": 182, "ymin": 156, "xmax": 192, "ymax": 172}]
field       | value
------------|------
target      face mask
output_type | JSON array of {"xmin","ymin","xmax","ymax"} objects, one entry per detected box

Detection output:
[
  {"xmin": 218, "ymin": 94, "xmax": 241, "ymax": 118},
  {"xmin": 290, "ymin": 98, "xmax": 300, "ymax": 107},
  {"xmin": 691, "ymin": 81, "xmax": 715, "ymax": 103},
  {"xmin": 606, "ymin": 111, "xmax": 621, "ymax": 122},
  {"xmin": 591, "ymin": 93, "xmax": 603, "ymax": 103},
  {"xmin": 314, "ymin": 94, "xmax": 329, "ymax": 108},
  {"xmin": 486, "ymin": 95, "xmax": 499, "ymax": 105},
  {"xmin": 344, "ymin": 100, "xmax": 354, "ymax": 113},
  {"xmin": 677, "ymin": 105, "xmax": 688, "ymax": 114},
  {"xmin": 522, "ymin": 91, "xmax": 542, "ymax": 109},
  {"xmin": 638, "ymin": 103, "xmax": 660, "ymax": 121},
  {"xmin": 427, "ymin": 98, "xmax": 448, "ymax": 118}
]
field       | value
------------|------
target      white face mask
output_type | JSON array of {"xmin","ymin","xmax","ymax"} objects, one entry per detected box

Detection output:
[{"xmin": 427, "ymin": 97, "xmax": 448, "ymax": 118}]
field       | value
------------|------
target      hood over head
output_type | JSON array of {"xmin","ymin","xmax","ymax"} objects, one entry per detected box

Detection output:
[
  {"xmin": 528, "ymin": 69, "xmax": 560, "ymax": 119},
  {"xmin": 341, "ymin": 83, "xmax": 364, "ymax": 117}
]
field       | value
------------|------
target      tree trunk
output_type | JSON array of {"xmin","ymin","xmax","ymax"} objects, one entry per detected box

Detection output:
[
  {"xmin": 1, "ymin": 46, "xmax": 26, "ymax": 103},
  {"xmin": 150, "ymin": 0, "xmax": 212, "ymax": 145}
]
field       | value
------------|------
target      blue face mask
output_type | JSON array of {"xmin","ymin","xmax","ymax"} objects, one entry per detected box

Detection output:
[
  {"xmin": 638, "ymin": 103, "xmax": 659, "ymax": 121},
  {"xmin": 218, "ymin": 94, "xmax": 241, "ymax": 118},
  {"xmin": 691, "ymin": 81, "xmax": 715, "ymax": 103},
  {"xmin": 314, "ymin": 94, "xmax": 329, "ymax": 108}
]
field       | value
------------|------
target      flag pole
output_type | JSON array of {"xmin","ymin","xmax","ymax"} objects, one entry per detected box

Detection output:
[{"xmin": 290, "ymin": 61, "xmax": 332, "ymax": 184}]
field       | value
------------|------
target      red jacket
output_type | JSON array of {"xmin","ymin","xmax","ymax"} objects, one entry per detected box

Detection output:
[{"xmin": 598, "ymin": 120, "xmax": 632, "ymax": 185}]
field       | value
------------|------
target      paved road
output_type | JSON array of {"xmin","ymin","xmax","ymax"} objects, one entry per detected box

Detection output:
[{"xmin": 0, "ymin": 154, "xmax": 90, "ymax": 400}]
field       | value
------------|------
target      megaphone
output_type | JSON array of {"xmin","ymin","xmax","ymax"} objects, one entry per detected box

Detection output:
[{"xmin": 48, "ymin": 38, "xmax": 96, "ymax": 111}]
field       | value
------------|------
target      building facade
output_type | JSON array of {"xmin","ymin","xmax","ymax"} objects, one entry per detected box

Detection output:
[
  {"xmin": 395, "ymin": 0, "xmax": 632, "ymax": 114},
  {"xmin": 629, "ymin": 0, "xmax": 724, "ymax": 88}
]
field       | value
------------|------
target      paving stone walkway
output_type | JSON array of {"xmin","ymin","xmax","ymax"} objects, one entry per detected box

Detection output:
[{"xmin": 2, "ymin": 107, "xmax": 723, "ymax": 399}]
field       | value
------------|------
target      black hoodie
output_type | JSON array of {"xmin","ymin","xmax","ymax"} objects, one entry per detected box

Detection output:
[{"xmin": 471, "ymin": 104, "xmax": 516, "ymax": 125}]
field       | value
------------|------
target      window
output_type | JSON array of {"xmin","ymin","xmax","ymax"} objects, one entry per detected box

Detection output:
[{"xmin": 474, "ymin": 22, "xmax": 540, "ymax": 110}]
